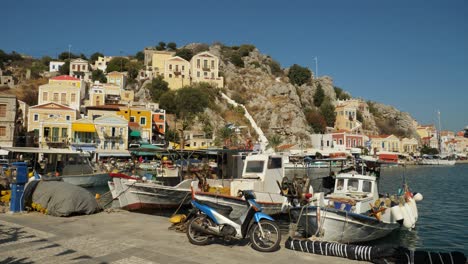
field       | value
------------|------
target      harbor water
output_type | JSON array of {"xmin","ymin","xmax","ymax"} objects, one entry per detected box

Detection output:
[{"xmin": 89, "ymin": 164, "xmax": 468, "ymax": 256}]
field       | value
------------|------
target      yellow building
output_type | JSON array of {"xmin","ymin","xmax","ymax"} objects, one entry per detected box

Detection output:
[
  {"xmin": 334, "ymin": 101, "xmax": 362, "ymax": 133},
  {"xmin": 120, "ymin": 89, "xmax": 134, "ymax": 103},
  {"xmin": 416, "ymin": 124, "xmax": 436, "ymax": 139},
  {"xmin": 190, "ymin": 51, "xmax": 224, "ymax": 88},
  {"xmin": 164, "ymin": 56, "xmax": 191, "ymax": 89},
  {"xmin": 106, "ymin": 71, "xmax": 127, "ymax": 89},
  {"xmin": 88, "ymin": 87, "xmax": 105, "ymax": 106},
  {"xmin": 27, "ymin": 102, "xmax": 79, "ymax": 148},
  {"xmin": 400, "ymin": 137, "xmax": 419, "ymax": 154},
  {"xmin": 39, "ymin": 75, "xmax": 84, "ymax": 111},
  {"xmin": 151, "ymin": 51, "xmax": 176, "ymax": 75},
  {"xmin": 116, "ymin": 106, "xmax": 152, "ymax": 141},
  {"xmin": 368, "ymin": 134, "xmax": 400, "ymax": 154}
]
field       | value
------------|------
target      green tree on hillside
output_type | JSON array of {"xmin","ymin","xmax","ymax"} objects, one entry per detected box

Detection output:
[
  {"xmin": 58, "ymin": 51, "xmax": 78, "ymax": 61},
  {"xmin": 135, "ymin": 51, "xmax": 144, "ymax": 62},
  {"xmin": 266, "ymin": 134, "xmax": 283, "ymax": 152},
  {"xmin": 91, "ymin": 69, "xmax": 107, "ymax": 83},
  {"xmin": 159, "ymin": 90, "xmax": 178, "ymax": 114},
  {"xmin": 216, "ymin": 126, "xmax": 235, "ymax": 147},
  {"xmin": 90, "ymin": 52, "xmax": 104, "ymax": 63},
  {"xmin": 305, "ymin": 108, "xmax": 327, "ymax": 133},
  {"xmin": 319, "ymin": 98, "xmax": 336, "ymax": 127},
  {"xmin": 288, "ymin": 64, "xmax": 311, "ymax": 86},
  {"xmin": 58, "ymin": 60, "xmax": 70, "ymax": 75},
  {"xmin": 146, "ymin": 75, "xmax": 169, "ymax": 102},
  {"xmin": 230, "ymin": 53, "xmax": 244, "ymax": 67},
  {"xmin": 313, "ymin": 84, "xmax": 325, "ymax": 107},
  {"xmin": 156, "ymin": 42, "xmax": 166, "ymax": 51},
  {"xmin": 167, "ymin": 42, "xmax": 177, "ymax": 51},
  {"xmin": 175, "ymin": 49, "xmax": 193, "ymax": 61},
  {"xmin": 106, "ymin": 57, "xmax": 130, "ymax": 72}
]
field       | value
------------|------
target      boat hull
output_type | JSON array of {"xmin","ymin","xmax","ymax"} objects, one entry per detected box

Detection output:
[
  {"xmin": 108, "ymin": 175, "xmax": 192, "ymax": 210},
  {"xmin": 419, "ymin": 159, "xmax": 456, "ymax": 165},
  {"xmin": 194, "ymin": 192, "xmax": 284, "ymax": 218},
  {"xmin": 290, "ymin": 206, "xmax": 399, "ymax": 243},
  {"xmin": 61, "ymin": 172, "xmax": 110, "ymax": 187}
]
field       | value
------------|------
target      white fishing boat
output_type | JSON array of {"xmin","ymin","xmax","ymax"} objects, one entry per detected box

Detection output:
[
  {"xmin": 193, "ymin": 153, "xmax": 292, "ymax": 218},
  {"xmin": 418, "ymin": 154, "xmax": 456, "ymax": 166},
  {"xmin": 108, "ymin": 173, "xmax": 192, "ymax": 210},
  {"xmin": 288, "ymin": 157, "xmax": 423, "ymax": 243}
]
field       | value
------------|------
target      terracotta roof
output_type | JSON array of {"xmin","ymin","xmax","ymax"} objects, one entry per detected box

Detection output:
[
  {"xmin": 368, "ymin": 134, "xmax": 391, "ymax": 139},
  {"xmin": 51, "ymin": 75, "xmax": 80, "ymax": 81},
  {"xmin": 128, "ymin": 122, "xmax": 140, "ymax": 128},
  {"xmin": 86, "ymin": 104, "xmax": 124, "ymax": 110},
  {"xmin": 277, "ymin": 144, "xmax": 295, "ymax": 150},
  {"xmin": 30, "ymin": 102, "xmax": 74, "ymax": 110}
]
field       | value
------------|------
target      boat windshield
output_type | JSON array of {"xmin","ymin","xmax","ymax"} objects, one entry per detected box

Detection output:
[
  {"xmin": 245, "ymin": 160, "xmax": 264, "ymax": 173},
  {"xmin": 348, "ymin": 179, "xmax": 359, "ymax": 192}
]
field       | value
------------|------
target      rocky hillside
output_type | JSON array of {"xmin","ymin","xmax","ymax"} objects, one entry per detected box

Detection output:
[{"xmin": 184, "ymin": 43, "xmax": 419, "ymax": 146}]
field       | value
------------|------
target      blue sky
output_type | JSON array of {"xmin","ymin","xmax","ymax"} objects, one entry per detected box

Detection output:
[{"xmin": 3, "ymin": 0, "xmax": 467, "ymax": 131}]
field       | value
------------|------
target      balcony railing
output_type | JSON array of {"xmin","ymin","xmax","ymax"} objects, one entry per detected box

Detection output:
[{"xmin": 104, "ymin": 133, "xmax": 122, "ymax": 139}]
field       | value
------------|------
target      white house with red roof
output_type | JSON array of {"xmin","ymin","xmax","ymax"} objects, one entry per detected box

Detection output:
[{"xmin": 39, "ymin": 75, "xmax": 85, "ymax": 111}]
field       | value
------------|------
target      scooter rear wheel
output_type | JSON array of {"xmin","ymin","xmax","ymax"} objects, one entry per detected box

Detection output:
[
  {"xmin": 249, "ymin": 220, "xmax": 281, "ymax": 252},
  {"xmin": 187, "ymin": 215, "xmax": 212, "ymax": 246}
]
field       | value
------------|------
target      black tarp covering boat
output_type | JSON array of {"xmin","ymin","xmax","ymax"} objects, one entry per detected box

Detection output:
[{"xmin": 23, "ymin": 180, "xmax": 101, "ymax": 216}]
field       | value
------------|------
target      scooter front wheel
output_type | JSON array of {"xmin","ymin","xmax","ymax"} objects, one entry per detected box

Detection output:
[
  {"xmin": 187, "ymin": 215, "xmax": 212, "ymax": 246},
  {"xmin": 249, "ymin": 220, "xmax": 281, "ymax": 252}
]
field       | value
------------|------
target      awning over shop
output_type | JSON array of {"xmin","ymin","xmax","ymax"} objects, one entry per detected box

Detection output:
[
  {"xmin": 97, "ymin": 151, "xmax": 131, "ymax": 158},
  {"xmin": 71, "ymin": 146, "xmax": 96, "ymax": 152},
  {"xmin": 130, "ymin": 130, "xmax": 141, "ymax": 137},
  {"xmin": 72, "ymin": 123, "xmax": 96, "ymax": 133}
]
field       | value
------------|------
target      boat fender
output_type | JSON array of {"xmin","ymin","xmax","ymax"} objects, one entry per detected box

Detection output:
[
  {"xmin": 390, "ymin": 205, "xmax": 403, "ymax": 222},
  {"xmin": 413, "ymin": 192, "xmax": 423, "ymax": 202},
  {"xmin": 404, "ymin": 203, "xmax": 416, "ymax": 228},
  {"xmin": 407, "ymin": 197, "xmax": 418, "ymax": 220},
  {"xmin": 400, "ymin": 204, "xmax": 412, "ymax": 229}
]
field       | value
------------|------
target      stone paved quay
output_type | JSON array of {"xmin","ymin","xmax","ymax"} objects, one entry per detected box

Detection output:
[{"xmin": 0, "ymin": 210, "xmax": 367, "ymax": 264}]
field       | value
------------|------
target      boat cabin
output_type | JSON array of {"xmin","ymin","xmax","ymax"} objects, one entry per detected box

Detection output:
[
  {"xmin": 230, "ymin": 154, "xmax": 284, "ymax": 197},
  {"xmin": 326, "ymin": 172, "xmax": 379, "ymax": 214}
]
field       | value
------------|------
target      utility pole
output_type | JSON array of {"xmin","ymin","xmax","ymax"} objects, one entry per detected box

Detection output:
[
  {"xmin": 313, "ymin": 56, "xmax": 318, "ymax": 79},
  {"xmin": 68, "ymin": 45, "xmax": 72, "ymax": 60}
]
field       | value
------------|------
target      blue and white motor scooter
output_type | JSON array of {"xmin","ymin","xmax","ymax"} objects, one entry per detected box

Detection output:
[{"xmin": 186, "ymin": 190, "xmax": 281, "ymax": 252}]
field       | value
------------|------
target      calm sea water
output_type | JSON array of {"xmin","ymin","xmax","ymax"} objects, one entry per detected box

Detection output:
[
  {"xmin": 89, "ymin": 164, "xmax": 468, "ymax": 255},
  {"xmin": 374, "ymin": 164, "xmax": 468, "ymax": 255}
]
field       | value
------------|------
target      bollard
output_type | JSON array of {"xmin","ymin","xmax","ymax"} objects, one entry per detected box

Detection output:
[{"xmin": 9, "ymin": 162, "xmax": 28, "ymax": 213}]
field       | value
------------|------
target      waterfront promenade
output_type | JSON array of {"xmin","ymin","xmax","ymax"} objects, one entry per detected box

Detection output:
[{"xmin": 0, "ymin": 210, "xmax": 366, "ymax": 264}]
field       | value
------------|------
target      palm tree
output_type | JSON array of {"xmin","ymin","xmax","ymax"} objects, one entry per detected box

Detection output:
[
  {"xmin": 266, "ymin": 134, "xmax": 283, "ymax": 152},
  {"xmin": 217, "ymin": 126, "xmax": 234, "ymax": 147}
]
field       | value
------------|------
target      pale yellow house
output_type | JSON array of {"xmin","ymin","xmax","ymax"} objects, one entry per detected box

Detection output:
[
  {"xmin": 164, "ymin": 56, "xmax": 191, "ymax": 89},
  {"xmin": 400, "ymin": 137, "xmax": 419, "ymax": 154},
  {"xmin": 70, "ymin": 58, "xmax": 91, "ymax": 81},
  {"xmin": 27, "ymin": 102, "xmax": 79, "ymax": 148},
  {"xmin": 183, "ymin": 130, "xmax": 214, "ymax": 149},
  {"xmin": 190, "ymin": 51, "xmax": 224, "ymax": 88},
  {"xmin": 368, "ymin": 134, "xmax": 400, "ymax": 154},
  {"xmin": 106, "ymin": 71, "xmax": 127, "ymax": 89},
  {"xmin": 94, "ymin": 115, "xmax": 129, "ymax": 152},
  {"xmin": 88, "ymin": 86, "xmax": 106, "ymax": 106},
  {"xmin": 334, "ymin": 101, "xmax": 362, "ymax": 133},
  {"xmin": 151, "ymin": 51, "xmax": 176, "ymax": 75},
  {"xmin": 39, "ymin": 75, "xmax": 84, "ymax": 111}
]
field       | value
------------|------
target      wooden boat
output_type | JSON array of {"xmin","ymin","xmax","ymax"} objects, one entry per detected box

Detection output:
[{"xmin": 108, "ymin": 173, "xmax": 192, "ymax": 210}]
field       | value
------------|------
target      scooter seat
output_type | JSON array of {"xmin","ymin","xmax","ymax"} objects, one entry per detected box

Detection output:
[{"xmin": 196, "ymin": 200, "xmax": 233, "ymax": 216}]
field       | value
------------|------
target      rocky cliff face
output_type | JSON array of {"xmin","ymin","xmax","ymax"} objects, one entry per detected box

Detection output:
[{"xmin": 160, "ymin": 43, "xmax": 419, "ymax": 145}]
